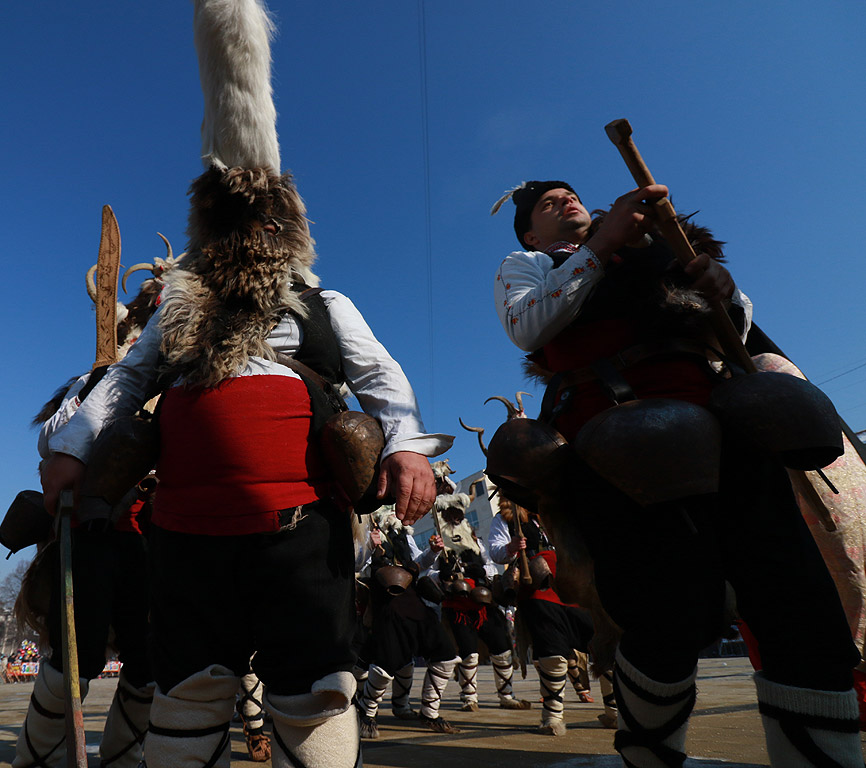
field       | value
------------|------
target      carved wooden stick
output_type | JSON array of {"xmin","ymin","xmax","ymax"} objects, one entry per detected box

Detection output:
[{"xmin": 604, "ymin": 119, "xmax": 756, "ymax": 373}]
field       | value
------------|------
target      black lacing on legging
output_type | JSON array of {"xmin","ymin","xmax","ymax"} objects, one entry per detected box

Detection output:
[
  {"xmin": 271, "ymin": 726, "xmax": 364, "ymax": 768},
  {"xmin": 146, "ymin": 720, "xmax": 230, "ymax": 768},
  {"xmin": 613, "ymin": 667, "xmax": 695, "ymax": 768},
  {"xmin": 758, "ymin": 701, "xmax": 860, "ymax": 768},
  {"xmin": 100, "ymin": 685, "xmax": 153, "ymax": 766},
  {"xmin": 19, "ymin": 692, "xmax": 66, "ymax": 768}
]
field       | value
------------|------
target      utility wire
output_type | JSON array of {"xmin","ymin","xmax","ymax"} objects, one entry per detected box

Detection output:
[
  {"xmin": 417, "ymin": 0, "xmax": 435, "ymax": 423},
  {"xmin": 815, "ymin": 360, "xmax": 866, "ymax": 386}
]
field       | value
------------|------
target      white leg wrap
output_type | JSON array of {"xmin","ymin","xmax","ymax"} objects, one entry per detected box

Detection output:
[
  {"xmin": 357, "ymin": 664, "xmax": 392, "ymax": 719},
  {"xmin": 568, "ymin": 651, "xmax": 591, "ymax": 693},
  {"xmin": 265, "ymin": 671, "xmax": 360, "ymax": 768},
  {"xmin": 754, "ymin": 672, "xmax": 864, "ymax": 768},
  {"xmin": 12, "ymin": 663, "xmax": 89, "ymax": 768},
  {"xmin": 601, "ymin": 669, "xmax": 618, "ymax": 720},
  {"xmin": 99, "ymin": 672, "xmax": 155, "ymax": 768},
  {"xmin": 613, "ymin": 648, "xmax": 696, "ymax": 768},
  {"xmin": 238, "ymin": 671, "xmax": 266, "ymax": 731},
  {"xmin": 536, "ymin": 656, "xmax": 568, "ymax": 733},
  {"xmin": 390, "ymin": 663, "xmax": 415, "ymax": 713},
  {"xmin": 490, "ymin": 650, "xmax": 516, "ymax": 701},
  {"xmin": 144, "ymin": 664, "xmax": 239, "ymax": 768},
  {"xmin": 419, "ymin": 657, "xmax": 458, "ymax": 720},
  {"xmin": 457, "ymin": 653, "xmax": 479, "ymax": 703}
]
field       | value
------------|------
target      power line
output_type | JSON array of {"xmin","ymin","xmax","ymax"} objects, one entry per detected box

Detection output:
[
  {"xmin": 417, "ymin": 0, "xmax": 435, "ymax": 423},
  {"xmin": 816, "ymin": 360, "xmax": 866, "ymax": 386}
]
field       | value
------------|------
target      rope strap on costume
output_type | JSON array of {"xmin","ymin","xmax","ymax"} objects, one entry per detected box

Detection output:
[
  {"xmin": 146, "ymin": 721, "xmax": 231, "ymax": 768},
  {"xmin": 100, "ymin": 685, "xmax": 154, "ymax": 766},
  {"xmin": 19, "ymin": 728, "xmax": 65, "ymax": 768},
  {"xmin": 759, "ymin": 701, "xmax": 859, "ymax": 768},
  {"xmin": 491, "ymin": 652, "xmax": 515, "ymax": 698},
  {"xmin": 612, "ymin": 649, "xmax": 696, "ymax": 768},
  {"xmin": 271, "ymin": 728, "xmax": 363, "ymax": 768},
  {"xmin": 391, "ymin": 664, "xmax": 414, "ymax": 707}
]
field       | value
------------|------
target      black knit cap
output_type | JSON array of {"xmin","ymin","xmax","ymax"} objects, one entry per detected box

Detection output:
[{"xmin": 512, "ymin": 180, "xmax": 577, "ymax": 249}]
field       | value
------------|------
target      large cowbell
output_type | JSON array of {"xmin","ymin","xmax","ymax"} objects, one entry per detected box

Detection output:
[
  {"xmin": 574, "ymin": 399, "xmax": 723, "ymax": 506},
  {"xmin": 485, "ymin": 418, "xmax": 570, "ymax": 511},
  {"xmin": 0, "ymin": 490, "xmax": 53, "ymax": 556},
  {"xmin": 708, "ymin": 371, "xmax": 843, "ymax": 470}
]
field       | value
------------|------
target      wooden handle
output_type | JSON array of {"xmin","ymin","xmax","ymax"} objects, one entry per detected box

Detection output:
[
  {"xmin": 512, "ymin": 511, "xmax": 533, "ymax": 584},
  {"xmin": 57, "ymin": 491, "xmax": 88, "ymax": 768},
  {"xmin": 604, "ymin": 119, "xmax": 757, "ymax": 374},
  {"xmin": 518, "ymin": 550, "xmax": 533, "ymax": 585}
]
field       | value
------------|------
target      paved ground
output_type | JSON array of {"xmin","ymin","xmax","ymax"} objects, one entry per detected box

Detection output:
[{"xmin": 1, "ymin": 658, "xmax": 864, "ymax": 767}]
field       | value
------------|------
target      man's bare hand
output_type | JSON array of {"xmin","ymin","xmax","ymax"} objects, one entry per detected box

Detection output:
[
  {"xmin": 429, "ymin": 534, "xmax": 445, "ymax": 553},
  {"xmin": 507, "ymin": 535, "xmax": 527, "ymax": 555},
  {"xmin": 585, "ymin": 184, "xmax": 669, "ymax": 259},
  {"xmin": 41, "ymin": 453, "xmax": 86, "ymax": 515},
  {"xmin": 377, "ymin": 451, "xmax": 436, "ymax": 525},
  {"xmin": 684, "ymin": 252, "xmax": 735, "ymax": 304}
]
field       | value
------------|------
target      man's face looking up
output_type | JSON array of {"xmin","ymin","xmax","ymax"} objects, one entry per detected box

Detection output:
[{"xmin": 523, "ymin": 188, "xmax": 591, "ymax": 251}]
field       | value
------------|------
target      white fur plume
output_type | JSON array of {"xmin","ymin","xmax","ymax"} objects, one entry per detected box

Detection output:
[{"xmin": 194, "ymin": 0, "xmax": 281, "ymax": 172}]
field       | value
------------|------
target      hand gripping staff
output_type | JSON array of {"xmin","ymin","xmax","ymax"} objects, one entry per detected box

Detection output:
[
  {"xmin": 604, "ymin": 119, "xmax": 756, "ymax": 373},
  {"xmin": 604, "ymin": 119, "xmax": 841, "ymax": 531},
  {"xmin": 56, "ymin": 489, "xmax": 88, "ymax": 768},
  {"xmin": 511, "ymin": 508, "xmax": 533, "ymax": 586}
]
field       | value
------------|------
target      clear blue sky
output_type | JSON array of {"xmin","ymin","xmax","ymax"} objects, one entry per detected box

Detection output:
[{"xmin": 1, "ymin": 1, "xmax": 865, "ymax": 581}]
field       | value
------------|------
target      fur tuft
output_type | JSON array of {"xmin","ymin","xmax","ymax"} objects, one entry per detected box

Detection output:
[
  {"xmin": 194, "ymin": 0, "xmax": 280, "ymax": 172},
  {"xmin": 159, "ymin": 166, "xmax": 317, "ymax": 389}
]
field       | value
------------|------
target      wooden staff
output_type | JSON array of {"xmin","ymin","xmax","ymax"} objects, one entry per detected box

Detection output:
[
  {"xmin": 512, "ymin": 507, "xmax": 533, "ymax": 585},
  {"xmin": 604, "ymin": 119, "xmax": 836, "ymax": 532},
  {"xmin": 604, "ymin": 119, "xmax": 757, "ymax": 373},
  {"xmin": 57, "ymin": 489, "xmax": 88, "ymax": 768}
]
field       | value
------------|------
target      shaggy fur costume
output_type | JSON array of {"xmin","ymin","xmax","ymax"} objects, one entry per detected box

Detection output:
[{"xmin": 158, "ymin": 166, "xmax": 318, "ymax": 389}]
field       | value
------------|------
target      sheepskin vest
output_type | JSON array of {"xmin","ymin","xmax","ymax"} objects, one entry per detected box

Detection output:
[
  {"xmin": 535, "ymin": 239, "xmax": 717, "ymax": 439},
  {"xmin": 152, "ymin": 289, "xmax": 342, "ymax": 535}
]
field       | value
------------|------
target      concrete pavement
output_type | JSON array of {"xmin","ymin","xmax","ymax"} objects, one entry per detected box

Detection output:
[{"xmin": 1, "ymin": 658, "xmax": 864, "ymax": 767}]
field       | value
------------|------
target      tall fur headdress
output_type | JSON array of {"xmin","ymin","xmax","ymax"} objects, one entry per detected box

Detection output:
[
  {"xmin": 194, "ymin": 0, "xmax": 280, "ymax": 172},
  {"xmin": 158, "ymin": 0, "xmax": 319, "ymax": 388}
]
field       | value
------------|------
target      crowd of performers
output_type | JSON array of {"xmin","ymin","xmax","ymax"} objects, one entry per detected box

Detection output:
[{"xmin": 351, "ymin": 461, "xmax": 616, "ymax": 741}]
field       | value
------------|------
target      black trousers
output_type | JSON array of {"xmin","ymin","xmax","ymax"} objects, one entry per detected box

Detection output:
[
  {"xmin": 517, "ymin": 598, "xmax": 594, "ymax": 660},
  {"xmin": 148, "ymin": 502, "xmax": 356, "ymax": 696},
  {"xmin": 362, "ymin": 588, "xmax": 455, "ymax": 675},
  {"xmin": 445, "ymin": 604, "xmax": 512, "ymax": 658},
  {"xmin": 571, "ymin": 442, "xmax": 860, "ymax": 689},
  {"xmin": 47, "ymin": 528, "xmax": 151, "ymax": 688}
]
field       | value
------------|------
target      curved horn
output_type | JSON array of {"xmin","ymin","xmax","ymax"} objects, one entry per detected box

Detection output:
[
  {"xmin": 156, "ymin": 232, "xmax": 173, "ymax": 261},
  {"xmin": 86, "ymin": 265, "xmax": 98, "ymax": 302},
  {"xmin": 121, "ymin": 263, "xmax": 155, "ymax": 294},
  {"xmin": 459, "ymin": 417, "xmax": 488, "ymax": 457},
  {"xmin": 121, "ymin": 233, "xmax": 176, "ymax": 293},
  {"xmin": 484, "ymin": 395, "xmax": 519, "ymax": 419},
  {"xmin": 514, "ymin": 391, "xmax": 533, "ymax": 415}
]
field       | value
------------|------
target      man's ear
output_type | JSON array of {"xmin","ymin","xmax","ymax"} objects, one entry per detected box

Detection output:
[{"xmin": 523, "ymin": 229, "xmax": 540, "ymax": 249}]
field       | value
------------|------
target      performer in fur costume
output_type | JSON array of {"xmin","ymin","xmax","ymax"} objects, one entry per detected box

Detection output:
[
  {"xmin": 12, "ymin": 250, "xmax": 173, "ymax": 768},
  {"xmin": 490, "ymin": 180, "xmax": 862, "ymax": 767},
  {"xmin": 426, "ymin": 491, "xmax": 533, "ymax": 713},
  {"xmin": 488, "ymin": 496, "xmax": 609, "ymax": 734},
  {"xmin": 39, "ymin": 2, "xmax": 451, "ymax": 767},
  {"xmin": 353, "ymin": 506, "xmax": 460, "ymax": 738}
]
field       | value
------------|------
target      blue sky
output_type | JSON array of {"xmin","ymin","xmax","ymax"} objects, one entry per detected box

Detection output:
[{"xmin": 1, "ymin": 1, "xmax": 865, "ymax": 581}]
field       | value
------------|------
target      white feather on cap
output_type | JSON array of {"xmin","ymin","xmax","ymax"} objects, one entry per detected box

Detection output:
[{"xmin": 194, "ymin": 0, "xmax": 281, "ymax": 172}]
